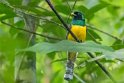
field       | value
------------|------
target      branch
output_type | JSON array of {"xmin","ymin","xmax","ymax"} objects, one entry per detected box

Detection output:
[
  {"xmin": 72, "ymin": 0, "xmax": 78, "ymax": 11},
  {"xmin": 87, "ymin": 24, "xmax": 121, "ymax": 41},
  {"xmin": 73, "ymin": 73, "xmax": 86, "ymax": 83},
  {"xmin": 87, "ymin": 30, "xmax": 99, "ymax": 43},
  {"xmin": 45, "ymin": 0, "xmax": 80, "ymax": 42},
  {"xmin": 45, "ymin": 0, "xmax": 117, "ymax": 83},
  {"xmin": 36, "ymin": 6, "xmax": 50, "ymax": 12},
  {"xmin": 87, "ymin": 52, "xmax": 116, "ymax": 83},
  {"xmin": 17, "ymin": 10, "xmax": 65, "ymax": 29},
  {"xmin": 66, "ymin": 0, "xmax": 78, "ymax": 23},
  {"xmin": 66, "ymin": 0, "xmax": 72, "ymax": 11},
  {"xmin": 1, "ymin": 21, "xmax": 62, "ymax": 41}
]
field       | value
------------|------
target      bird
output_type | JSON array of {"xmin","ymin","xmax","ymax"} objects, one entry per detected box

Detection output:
[{"xmin": 64, "ymin": 11, "xmax": 86, "ymax": 80}]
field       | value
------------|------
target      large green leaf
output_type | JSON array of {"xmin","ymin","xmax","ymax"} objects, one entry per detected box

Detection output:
[
  {"xmin": 105, "ymin": 49, "xmax": 124, "ymax": 60},
  {"xmin": 23, "ymin": 40, "xmax": 114, "ymax": 55}
]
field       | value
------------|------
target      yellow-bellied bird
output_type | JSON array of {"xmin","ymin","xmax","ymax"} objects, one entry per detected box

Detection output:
[{"xmin": 64, "ymin": 11, "xmax": 86, "ymax": 80}]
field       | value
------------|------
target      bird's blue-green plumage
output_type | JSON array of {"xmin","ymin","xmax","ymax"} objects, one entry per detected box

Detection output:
[
  {"xmin": 71, "ymin": 11, "xmax": 85, "ymax": 26},
  {"xmin": 72, "ymin": 19, "xmax": 85, "ymax": 26}
]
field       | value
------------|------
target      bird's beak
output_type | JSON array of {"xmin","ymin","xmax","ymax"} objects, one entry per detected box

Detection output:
[{"xmin": 71, "ymin": 13, "xmax": 76, "ymax": 16}]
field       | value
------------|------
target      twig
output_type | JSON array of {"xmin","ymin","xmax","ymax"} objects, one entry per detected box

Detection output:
[
  {"xmin": 116, "ymin": 59, "xmax": 124, "ymax": 62},
  {"xmin": 72, "ymin": 0, "xmax": 78, "ymax": 10},
  {"xmin": 87, "ymin": 30, "xmax": 98, "ymax": 43},
  {"xmin": 18, "ymin": 10, "xmax": 65, "ymax": 29},
  {"xmin": 76, "ymin": 55, "xmax": 105, "ymax": 68},
  {"xmin": 36, "ymin": 6, "xmax": 50, "ymax": 12},
  {"xmin": 45, "ymin": 0, "xmax": 117, "ymax": 83},
  {"xmin": 66, "ymin": 0, "xmax": 78, "ymax": 23},
  {"xmin": 87, "ymin": 24, "xmax": 121, "ymax": 41},
  {"xmin": 1, "ymin": 21, "xmax": 62, "ymax": 40},
  {"xmin": 87, "ymin": 52, "xmax": 116, "ymax": 83},
  {"xmin": 73, "ymin": 73, "xmax": 86, "ymax": 83},
  {"xmin": 66, "ymin": 0, "xmax": 72, "ymax": 11}
]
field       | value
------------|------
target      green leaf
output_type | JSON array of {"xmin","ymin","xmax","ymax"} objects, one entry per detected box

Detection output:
[
  {"xmin": 7, "ymin": 0, "xmax": 22, "ymax": 5},
  {"xmin": 28, "ymin": 0, "xmax": 40, "ymax": 7},
  {"xmin": 112, "ymin": 40, "xmax": 124, "ymax": 50},
  {"xmin": 9, "ymin": 19, "xmax": 24, "ymax": 36},
  {"xmin": 41, "ymin": 22, "xmax": 66, "ymax": 39},
  {"xmin": 85, "ymin": 1, "xmax": 109, "ymax": 19},
  {"xmin": 107, "ymin": 5, "xmax": 119, "ymax": 16},
  {"xmin": 55, "ymin": 5, "xmax": 70, "ymax": 15},
  {"xmin": 87, "ymin": 29, "xmax": 102, "ymax": 41},
  {"xmin": 84, "ymin": 0, "xmax": 99, "ymax": 9},
  {"xmin": 0, "ymin": 3, "xmax": 16, "ymax": 20},
  {"xmin": 0, "ymin": 3, "xmax": 14, "ymax": 14},
  {"xmin": 47, "ymin": 52, "xmax": 56, "ymax": 59},
  {"xmin": 88, "ymin": 2, "xmax": 108, "ymax": 14},
  {"xmin": 22, "ymin": 40, "xmax": 114, "ymax": 55},
  {"xmin": 105, "ymin": 49, "xmax": 124, "ymax": 60}
]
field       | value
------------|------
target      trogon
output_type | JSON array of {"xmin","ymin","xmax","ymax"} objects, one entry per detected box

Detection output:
[{"xmin": 64, "ymin": 11, "xmax": 86, "ymax": 80}]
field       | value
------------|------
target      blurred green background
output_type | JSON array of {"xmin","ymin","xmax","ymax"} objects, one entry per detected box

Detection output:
[{"xmin": 0, "ymin": 0, "xmax": 124, "ymax": 83}]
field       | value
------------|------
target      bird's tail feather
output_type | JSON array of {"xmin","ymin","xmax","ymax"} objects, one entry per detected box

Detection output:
[{"xmin": 64, "ymin": 52, "xmax": 78, "ymax": 80}]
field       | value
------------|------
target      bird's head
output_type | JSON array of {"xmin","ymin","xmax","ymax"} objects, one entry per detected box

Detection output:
[{"xmin": 71, "ymin": 11, "xmax": 85, "ymax": 26}]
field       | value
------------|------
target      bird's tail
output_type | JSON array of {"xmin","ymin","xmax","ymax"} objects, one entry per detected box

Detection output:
[{"xmin": 64, "ymin": 52, "xmax": 78, "ymax": 80}]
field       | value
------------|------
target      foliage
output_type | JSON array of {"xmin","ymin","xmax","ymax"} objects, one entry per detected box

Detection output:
[
  {"xmin": 0, "ymin": 0, "xmax": 124, "ymax": 83},
  {"xmin": 23, "ymin": 40, "xmax": 113, "ymax": 56}
]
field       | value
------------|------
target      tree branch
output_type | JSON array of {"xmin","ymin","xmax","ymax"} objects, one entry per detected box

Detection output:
[{"xmin": 45, "ymin": 0, "xmax": 80, "ymax": 42}]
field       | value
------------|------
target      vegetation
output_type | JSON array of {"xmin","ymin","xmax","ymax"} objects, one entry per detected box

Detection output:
[{"xmin": 0, "ymin": 0, "xmax": 124, "ymax": 83}]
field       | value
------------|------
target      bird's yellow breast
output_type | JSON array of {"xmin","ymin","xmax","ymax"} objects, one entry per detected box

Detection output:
[{"xmin": 67, "ymin": 25, "xmax": 86, "ymax": 42}]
